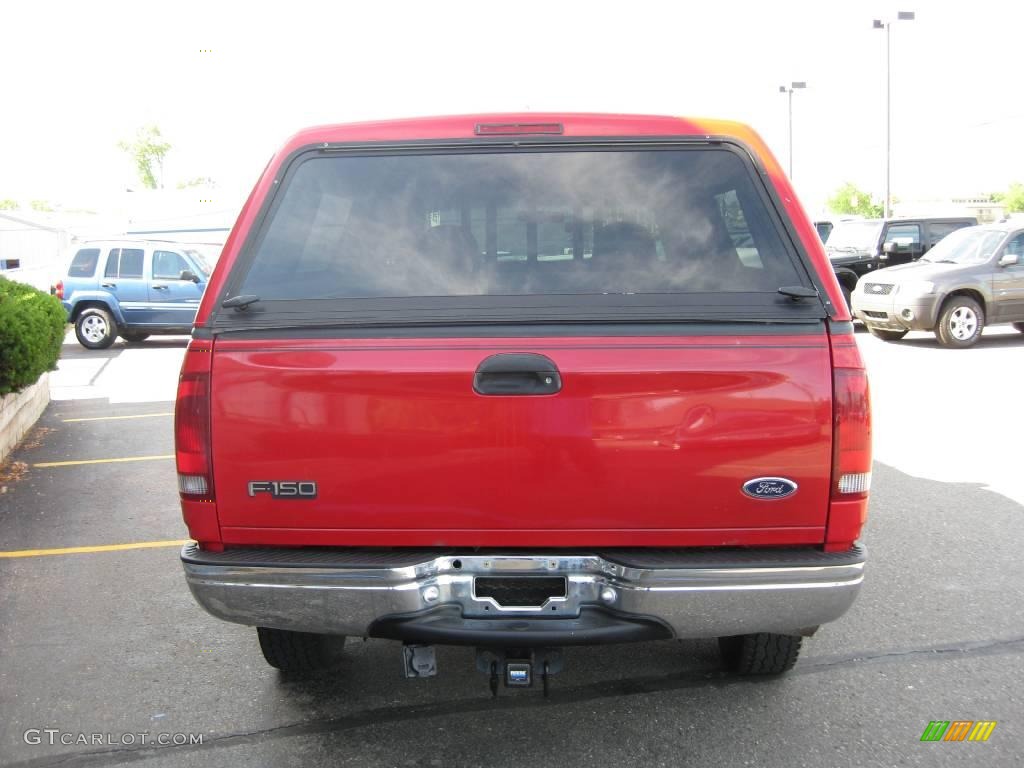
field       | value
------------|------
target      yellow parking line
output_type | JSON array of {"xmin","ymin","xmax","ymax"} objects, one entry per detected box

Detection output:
[
  {"xmin": 34, "ymin": 454, "xmax": 174, "ymax": 468},
  {"xmin": 0, "ymin": 540, "xmax": 190, "ymax": 559},
  {"xmin": 63, "ymin": 412, "xmax": 174, "ymax": 423}
]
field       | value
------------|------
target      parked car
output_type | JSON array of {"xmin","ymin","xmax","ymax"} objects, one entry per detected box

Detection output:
[
  {"xmin": 177, "ymin": 114, "xmax": 870, "ymax": 688},
  {"xmin": 813, "ymin": 215, "xmax": 862, "ymax": 243},
  {"xmin": 827, "ymin": 217, "xmax": 977, "ymax": 307},
  {"xmin": 57, "ymin": 240, "xmax": 211, "ymax": 349},
  {"xmin": 853, "ymin": 223, "xmax": 1024, "ymax": 347}
]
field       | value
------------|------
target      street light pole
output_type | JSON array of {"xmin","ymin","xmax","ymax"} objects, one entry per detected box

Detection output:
[
  {"xmin": 885, "ymin": 20, "xmax": 891, "ymax": 218},
  {"xmin": 874, "ymin": 11, "xmax": 915, "ymax": 219},
  {"xmin": 788, "ymin": 87, "xmax": 794, "ymax": 178},
  {"xmin": 778, "ymin": 81, "xmax": 807, "ymax": 180}
]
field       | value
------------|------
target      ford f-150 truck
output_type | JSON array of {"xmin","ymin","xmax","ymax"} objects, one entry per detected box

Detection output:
[{"xmin": 177, "ymin": 114, "xmax": 870, "ymax": 692}]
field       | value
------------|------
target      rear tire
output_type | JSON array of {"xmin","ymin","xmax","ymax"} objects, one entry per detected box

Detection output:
[
  {"xmin": 256, "ymin": 627, "xmax": 341, "ymax": 674},
  {"xmin": 74, "ymin": 307, "xmax": 117, "ymax": 349},
  {"xmin": 841, "ymin": 285, "xmax": 852, "ymax": 312},
  {"xmin": 868, "ymin": 328, "xmax": 907, "ymax": 342},
  {"xmin": 718, "ymin": 633, "xmax": 802, "ymax": 675},
  {"xmin": 935, "ymin": 296, "xmax": 984, "ymax": 348},
  {"xmin": 122, "ymin": 332, "xmax": 150, "ymax": 343}
]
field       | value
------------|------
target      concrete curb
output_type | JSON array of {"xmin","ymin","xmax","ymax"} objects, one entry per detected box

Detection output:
[{"xmin": 0, "ymin": 373, "xmax": 50, "ymax": 463}]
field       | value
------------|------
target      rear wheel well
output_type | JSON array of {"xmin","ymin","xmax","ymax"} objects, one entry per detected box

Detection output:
[
  {"xmin": 70, "ymin": 301, "xmax": 114, "ymax": 322},
  {"xmin": 940, "ymin": 289, "xmax": 986, "ymax": 318}
]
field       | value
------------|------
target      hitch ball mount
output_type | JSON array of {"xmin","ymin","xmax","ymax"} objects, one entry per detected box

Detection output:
[
  {"xmin": 402, "ymin": 644, "xmax": 565, "ymax": 697},
  {"xmin": 476, "ymin": 648, "xmax": 564, "ymax": 697}
]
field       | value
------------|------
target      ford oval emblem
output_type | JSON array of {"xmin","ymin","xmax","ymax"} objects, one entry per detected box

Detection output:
[{"xmin": 742, "ymin": 477, "xmax": 798, "ymax": 500}]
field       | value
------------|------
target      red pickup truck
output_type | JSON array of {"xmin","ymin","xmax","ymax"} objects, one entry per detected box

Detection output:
[{"xmin": 177, "ymin": 114, "xmax": 870, "ymax": 691}]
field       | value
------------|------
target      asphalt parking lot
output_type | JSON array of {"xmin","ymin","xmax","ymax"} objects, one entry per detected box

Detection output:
[{"xmin": 1, "ymin": 328, "xmax": 1023, "ymax": 767}]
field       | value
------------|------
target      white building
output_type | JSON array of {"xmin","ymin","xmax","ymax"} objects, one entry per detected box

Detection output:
[{"xmin": 0, "ymin": 211, "xmax": 77, "ymax": 291}]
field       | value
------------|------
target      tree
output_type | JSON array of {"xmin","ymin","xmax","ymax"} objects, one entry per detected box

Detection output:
[
  {"xmin": 118, "ymin": 124, "xmax": 171, "ymax": 190},
  {"xmin": 30, "ymin": 200, "xmax": 53, "ymax": 212},
  {"xmin": 826, "ymin": 183, "xmax": 884, "ymax": 218},
  {"xmin": 0, "ymin": 199, "xmax": 18, "ymax": 210},
  {"xmin": 176, "ymin": 176, "xmax": 215, "ymax": 190},
  {"xmin": 992, "ymin": 183, "xmax": 1024, "ymax": 213}
]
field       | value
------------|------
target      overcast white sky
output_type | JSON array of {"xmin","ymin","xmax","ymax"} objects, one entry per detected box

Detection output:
[{"xmin": 2, "ymin": 0, "xmax": 1021, "ymax": 214}]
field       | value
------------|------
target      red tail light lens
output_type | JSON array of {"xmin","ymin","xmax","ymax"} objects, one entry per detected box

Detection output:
[
  {"xmin": 832, "ymin": 368, "xmax": 872, "ymax": 499},
  {"xmin": 55, "ymin": 281, "xmax": 64, "ymax": 300},
  {"xmin": 826, "ymin": 330, "xmax": 872, "ymax": 551},
  {"xmin": 175, "ymin": 340, "xmax": 214, "ymax": 502}
]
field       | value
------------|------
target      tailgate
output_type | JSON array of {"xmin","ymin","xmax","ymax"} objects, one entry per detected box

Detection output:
[{"xmin": 211, "ymin": 330, "xmax": 833, "ymax": 546}]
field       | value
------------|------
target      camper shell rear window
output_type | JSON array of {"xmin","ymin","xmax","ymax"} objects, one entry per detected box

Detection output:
[{"xmin": 219, "ymin": 143, "xmax": 821, "ymax": 328}]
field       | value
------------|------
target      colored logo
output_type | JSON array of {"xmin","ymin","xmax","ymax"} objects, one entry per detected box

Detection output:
[
  {"xmin": 920, "ymin": 721, "xmax": 997, "ymax": 742},
  {"xmin": 741, "ymin": 477, "xmax": 798, "ymax": 500}
]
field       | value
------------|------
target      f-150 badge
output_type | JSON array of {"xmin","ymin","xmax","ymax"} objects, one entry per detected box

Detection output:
[
  {"xmin": 742, "ymin": 477, "xmax": 797, "ymax": 500},
  {"xmin": 248, "ymin": 481, "xmax": 317, "ymax": 499}
]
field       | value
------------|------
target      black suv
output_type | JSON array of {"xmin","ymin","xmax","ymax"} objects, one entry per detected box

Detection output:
[{"xmin": 827, "ymin": 217, "xmax": 977, "ymax": 306}]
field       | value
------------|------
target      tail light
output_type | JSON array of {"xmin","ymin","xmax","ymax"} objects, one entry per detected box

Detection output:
[
  {"xmin": 176, "ymin": 340, "xmax": 214, "ymax": 499},
  {"xmin": 54, "ymin": 281, "xmax": 64, "ymax": 300},
  {"xmin": 826, "ymin": 329, "xmax": 872, "ymax": 551},
  {"xmin": 833, "ymin": 369, "xmax": 871, "ymax": 497},
  {"xmin": 175, "ymin": 339, "xmax": 221, "ymax": 548}
]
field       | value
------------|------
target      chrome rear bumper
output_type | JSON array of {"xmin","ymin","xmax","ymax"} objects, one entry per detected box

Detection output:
[{"xmin": 181, "ymin": 544, "xmax": 865, "ymax": 643}]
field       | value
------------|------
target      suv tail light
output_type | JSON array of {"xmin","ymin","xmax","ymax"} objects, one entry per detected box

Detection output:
[
  {"xmin": 175, "ymin": 339, "xmax": 221, "ymax": 547},
  {"xmin": 54, "ymin": 281, "xmax": 64, "ymax": 300},
  {"xmin": 826, "ymin": 329, "xmax": 872, "ymax": 551}
]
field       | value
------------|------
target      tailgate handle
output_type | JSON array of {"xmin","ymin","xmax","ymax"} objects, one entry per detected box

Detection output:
[{"xmin": 473, "ymin": 353, "xmax": 562, "ymax": 396}]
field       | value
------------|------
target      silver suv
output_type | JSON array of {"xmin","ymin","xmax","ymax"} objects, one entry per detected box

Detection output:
[{"xmin": 852, "ymin": 223, "xmax": 1024, "ymax": 348}]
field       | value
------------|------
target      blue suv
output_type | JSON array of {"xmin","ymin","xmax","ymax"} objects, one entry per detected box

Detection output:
[{"xmin": 58, "ymin": 240, "xmax": 211, "ymax": 349}]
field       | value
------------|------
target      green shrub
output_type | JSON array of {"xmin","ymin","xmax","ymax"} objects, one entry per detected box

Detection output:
[{"xmin": 0, "ymin": 277, "xmax": 67, "ymax": 396}]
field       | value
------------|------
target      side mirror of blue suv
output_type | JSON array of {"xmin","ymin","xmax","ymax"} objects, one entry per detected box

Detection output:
[{"xmin": 58, "ymin": 241, "xmax": 211, "ymax": 349}]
